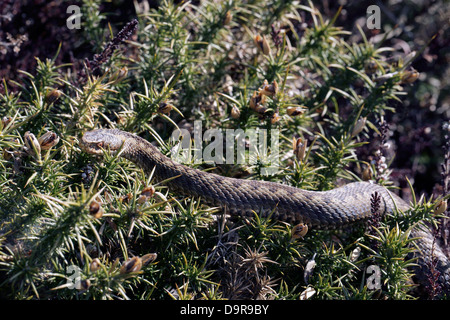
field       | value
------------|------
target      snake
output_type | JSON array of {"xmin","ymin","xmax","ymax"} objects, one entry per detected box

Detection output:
[{"xmin": 80, "ymin": 128, "xmax": 450, "ymax": 296}]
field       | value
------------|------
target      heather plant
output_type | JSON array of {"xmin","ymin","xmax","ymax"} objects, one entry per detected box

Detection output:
[{"xmin": 0, "ymin": 0, "xmax": 448, "ymax": 300}]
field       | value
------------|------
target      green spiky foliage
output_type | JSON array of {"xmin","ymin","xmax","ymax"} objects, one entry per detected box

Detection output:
[{"xmin": 0, "ymin": 0, "xmax": 448, "ymax": 300}]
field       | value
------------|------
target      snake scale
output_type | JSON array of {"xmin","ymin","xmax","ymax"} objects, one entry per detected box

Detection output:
[{"xmin": 81, "ymin": 128, "xmax": 450, "ymax": 295}]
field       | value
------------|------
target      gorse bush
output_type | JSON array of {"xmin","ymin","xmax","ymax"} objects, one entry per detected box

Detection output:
[{"xmin": 0, "ymin": 0, "xmax": 448, "ymax": 300}]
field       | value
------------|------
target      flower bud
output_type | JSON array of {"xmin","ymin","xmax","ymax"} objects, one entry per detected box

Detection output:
[
  {"xmin": 230, "ymin": 105, "xmax": 240, "ymax": 119},
  {"xmin": 286, "ymin": 106, "xmax": 305, "ymax": 117},
  {"xmin": 90, "ymin": 258, "xmax": 102, "ymax": 272},
  {"xmin": 109, "ymin": 67, "xmax": 128, "ymax": 84},
  {"xmin": 364, "ymin": 60, "xmax": 378, "ymax": 74},
  {"xmin": 254, "ymin": 104, "xmax": 267, "ymax": 114},
  {"xmin": 224, "ymin": 11, "xmax": 232, "ymax": 25},
  {"xmin": 38, "ymin": 131, "xmax": 60, "ymax": 150},
  {"xmin": 138, "ymin": 186, "xmax": 156, "ymax": 204},
  {"xmin": 45, "ymin": 89, "xmax": 62, "ymax": 104},
  {"xmin": 401, "ymin": 68, "xmax": 419, "ymax": 84},
  {"xmin": 1, "ymin": 116, "xmax": 13, "ymax": 129},
  {"xmin": 259, "ymin": 80, "xmax": 278, "ymax": 97},
  {"xmin": 158, "ymin": 102, "xmax": 173, "ymax": 114},
  {"xmin": 293, "ymin": 137, "xmax": 307, "ymax": 162},
  {"xmin": 76, "ymin": 279, "xmax": 91, "ymax": 291},
  {"xmin": 120, "ymin": 256, "xmax": 142, "ymax": 274},
  {"xmin": 141, "ymin": 253, "xmax": 157, "ymax": 266},
  {"xmin": 120, "ymin": 193, "xmax": 133, "ymax": 204},
  {"xmin": 254, "ymin": 34, "xmax": 271, "ymax": 56},
  {"xmin": 434, "ymin": 200, "xmax": 447, "ymax": 216},
  {"xmin": 291, "ymin": 223, "xmax": 308, "ymax": 239},
  {"xmin": 24, "ymin": 131, "xmax": 41, "ymax": 157},
  {"xmin": 350, "ymin": 246, "xmax": 361, "ymax": 262},
  {"xmin": 351, "ymin": 117, "xmax": 367, "ymax": 137},
  {"xmin": 362, "ymin": 165, "xmax": 373, "ymax": 181},
  {"xmin": 270, "ymin": 112, "xmax": 280, "ymax": 124},
  {"xmin": 89, "ymin": 200, "xmax": 104, "ymax": 219},
  {"xmin": 249, "ymin": 91, "xmax": 266, "ymax": 111},
  {"xmin": 142, "ymin": 186, "xmax": 155, "ymax": 198}
]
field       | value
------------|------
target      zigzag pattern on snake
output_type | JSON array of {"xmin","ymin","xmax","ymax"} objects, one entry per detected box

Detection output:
[{"xmin": 81, "ymin": 128, "xmax": 450, "ymax": 295}]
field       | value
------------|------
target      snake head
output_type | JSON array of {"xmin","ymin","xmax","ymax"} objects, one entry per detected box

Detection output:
[{"xmin": 80, "ymin": 129, "xmax": 126, "ymax": 155}]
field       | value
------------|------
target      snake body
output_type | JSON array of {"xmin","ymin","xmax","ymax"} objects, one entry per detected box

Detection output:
[{"xmin": 81, "ymin": 129, "xmax": 450, "ymax": 295}]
